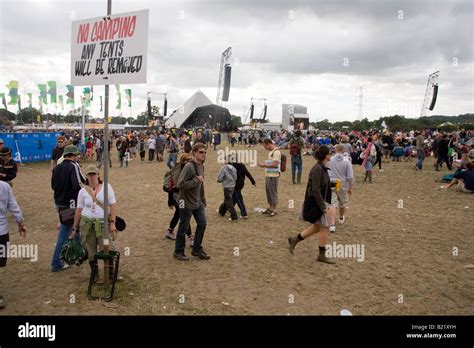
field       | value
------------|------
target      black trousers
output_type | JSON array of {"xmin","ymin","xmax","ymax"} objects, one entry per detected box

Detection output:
[
  {"xmin": 0, "ymin": 233, "xmax": 9, "ymax": 267},
  {"xmin": 169, "ymin": 205, "xmax": 192, "ymax": 236},
  {"xmin": 437, "ymin": 153, "xmax": 452, "ymax": 170},
  {"xmin": 218, "ymin": 188, "xmax": 238, "ymax": 220},
  {"xmin": 148, "ymin": 149, "xmax": 155, "ymax": 161}
]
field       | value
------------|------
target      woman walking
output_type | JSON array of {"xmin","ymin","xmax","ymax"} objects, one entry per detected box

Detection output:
[
  {"xmin": 165, "ymin": 153, "xmax": 193, "ymax": 245},
  {"xmin": 361, "ymin": 137, "xmax": 377, "ymax": 182},
  {"xmin": 287, "ymin": 146, "xmax": 335, "ymax": 264}
]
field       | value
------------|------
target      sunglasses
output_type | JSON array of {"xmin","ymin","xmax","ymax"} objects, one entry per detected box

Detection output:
[{"xmin": 198, "ymin": 151, "xmax": 207, "ymax": 154}]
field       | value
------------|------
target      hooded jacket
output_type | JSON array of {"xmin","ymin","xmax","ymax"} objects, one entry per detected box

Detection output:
[{"xmin": 327, "ymin": 153, "xmax": 354, "ymax": 189}]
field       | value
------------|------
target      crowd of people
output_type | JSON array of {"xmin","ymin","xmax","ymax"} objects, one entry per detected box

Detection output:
[{"xmin": 0, "ymin": 124, "xmax": 473, "ymax": 307}]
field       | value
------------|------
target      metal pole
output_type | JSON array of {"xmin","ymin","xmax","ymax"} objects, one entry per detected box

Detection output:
[
  {"xmin": 81, "ymin": 97, "xmax": 85, "ymax": 147},
  {"xmin": 103, "ymin": 0, "xmax": 112, "ymax": 286}
]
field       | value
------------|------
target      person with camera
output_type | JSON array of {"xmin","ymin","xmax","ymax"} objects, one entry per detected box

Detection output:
[
  {"xmin": 51, "ymin": 145, "xmax": 85, "ymax": 272},
  {"xmin": 71, "ymin": 165, "xmax": 118, "ymax": 281}
]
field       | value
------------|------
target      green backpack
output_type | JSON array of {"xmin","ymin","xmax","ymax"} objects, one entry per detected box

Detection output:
[{"xmin": 60, "ymin": 238, "xmax": 87, "ymax": 266}]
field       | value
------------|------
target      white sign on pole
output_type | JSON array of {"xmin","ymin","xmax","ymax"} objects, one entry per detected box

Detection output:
[{"xmin": 71, "ymin": 9, "xmax": 148, "ymax": 86}]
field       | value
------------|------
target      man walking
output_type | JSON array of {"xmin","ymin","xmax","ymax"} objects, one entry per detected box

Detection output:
[
  {"xmin": 415, "ymin": 130, "xmax": 426, "ymax": 171},
  {"xmin": 167, "ymin": 133, "xmax": 179, "ymax": 169},
  {"xmin": 147, "ymin": 135, "xmax": 156, "ymax": 162},
  {"xmin": 174, "ymin": 144, "xmax": 210, "ymax": 261},
  {"xmin": 217, "ymin": 157, "xmax": 238, "ymax": 222},
  {"xmin": 289, "ymin": 130, "xmax": 305, "ymax": 184},
  {"xmin": 51, "ymin": 136, "xmax": 66, "ymax": 170},
  {"xmin": 435, "ymin": 133, "xmax": 452, "ymax": 171},
  {"xmin": 0, "ymin": 147, "xmax": 18, "ymax": 186},
  {"xmin": 327, "ymin": 144, "xmax": 354, "ymax": 233},
  {"xmin": 0, "ymin": 181, "xmax": 27, "ymax": 308},
  {"xmin": 258, "ymin": 139, "xmax": 281, "ymax": 217},
  {"xmin": 51, "ymin": 145, "xmax": 84, "ymax": 272}
]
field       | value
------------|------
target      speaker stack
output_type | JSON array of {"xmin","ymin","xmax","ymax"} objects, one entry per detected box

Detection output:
[
  {"xmin": 222, "ymin": 64, "xmax": 232, "ymax": 102},
  {"xmin": 429, "ymin": 84, "xmax": 438, "ymax": 111}
]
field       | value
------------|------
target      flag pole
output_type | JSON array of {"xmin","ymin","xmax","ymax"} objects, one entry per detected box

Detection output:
[
  {"xmin": 81, "ymin": 97, "xmax": 86, "ymax": 149},
  {"xmin": 103, "ymin": 0, "xmax": 112, "ymax": 287}
]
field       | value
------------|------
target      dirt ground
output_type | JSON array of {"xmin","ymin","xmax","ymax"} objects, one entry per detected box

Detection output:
[{"xmin": 1, "ymin": 144, "xmax": 473, "ymax": 315}]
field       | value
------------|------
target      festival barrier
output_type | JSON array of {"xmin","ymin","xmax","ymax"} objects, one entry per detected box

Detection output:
[{"xmin": 0, "ymin": 132, "xmax": 62, "ymax": 163}]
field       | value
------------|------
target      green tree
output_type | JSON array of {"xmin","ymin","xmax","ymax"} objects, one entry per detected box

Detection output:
[
  {"xmin": 231, "ymin": 115, "xmax": 242, "ymax": 128},
  {"xmin": 316, "ymin": 119, "xmax": 332, "ymax": 130},
  {"xmin": 0, "ymin": 108, "xmax": 16, "ymax": 121}
]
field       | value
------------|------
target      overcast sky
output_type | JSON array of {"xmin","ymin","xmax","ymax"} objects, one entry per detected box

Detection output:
[{"xmin": 0, "ymin": 0, "xmax": 472, "ymax": 123}]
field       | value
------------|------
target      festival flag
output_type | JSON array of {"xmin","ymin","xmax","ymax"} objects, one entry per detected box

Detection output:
[
  {"xmin": 82, "ymin": 87, "xmax": 91, "ymax": 107},
  {"xmin": 27, "ymin": 93, "xmax": 32, "ymax": 109},
  {"xmin": 38, "ymin": 96, "xmax": 43, "ymax": 113},
  {"xmin": 7, "ymin": 80, "xmax": 19, "ymax": 105},
  {"xmin": 66, "ymin": 85, "xmax": 75, "ymax": 105},
  {"xmin": 100, "ymin": 96, "xmax": 103, "ymax": 112},
  {"xmin": 0, "ymin": 93, "xmax": 7, "ymax": 109},
  {"xmin": 124, "ymin": 88, "xmax": 132, "ymax": 108},
  {"xmin": 115, "ymin": 84, "xmax": 121, "ymax": 110},
  {"xmin": 38, "ymin": 84, "xmax": 48, "ymax": 105},
  {"xmin": 58, "ymin": 95, "xmax": 64, "ymax": 111},
  {"xmin": 47, "ymin": 80, "xmax": 57, "ymax": 104},
  {"xmin": 381, "ymin": 120, "xmax": 388, "ymax": 129}
]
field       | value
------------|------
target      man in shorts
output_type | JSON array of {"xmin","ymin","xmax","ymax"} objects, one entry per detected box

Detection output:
[{"xmin": 327, "ymin": 144, "xmax": 354, "ymax": 233}]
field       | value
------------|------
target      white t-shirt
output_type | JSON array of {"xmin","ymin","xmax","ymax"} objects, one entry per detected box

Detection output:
[
  {"xmin": 77, "ymin": 184, "xmax": 116, "ymax": 219},
  {"xmin": 147, "ymin": 138, "xmax": 156, "ymax": 150}
]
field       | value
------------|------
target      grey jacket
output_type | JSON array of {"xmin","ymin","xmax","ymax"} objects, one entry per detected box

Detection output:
[
  {"xmin": 217, "ymin": 164, "xmax": 237, "ymax": 189},
  {"xmin": 177, "ymin": 161, "xmax": 206, "ymax": 210},
  {"xmin": 0, "ymin": 181, "xmax": 23, "ymax": 236}
]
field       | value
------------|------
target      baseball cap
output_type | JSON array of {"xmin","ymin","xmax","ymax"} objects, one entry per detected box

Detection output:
[
  {"xmin": 63, "ymin": 145, "xmax": 81, "ymax": 156},
  {"xmin": 84, "ymin": 165, "xmax": 99, "ymax": 175}
]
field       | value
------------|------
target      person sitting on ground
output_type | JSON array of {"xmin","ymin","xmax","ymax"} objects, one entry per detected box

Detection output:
[{"xmin": 442, "ymin": 162, "xmax": 474, "ymax": 193}]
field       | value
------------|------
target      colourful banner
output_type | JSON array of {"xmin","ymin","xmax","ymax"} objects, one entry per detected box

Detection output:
[
  {"xmin": 82, "ymin": 87, "xmax": 91, "ymax": 107},
  {"xmin": 0, "ymin": 93, "xmax": 7, "ymax": 109},
  {"xmin": 7, "ymin": 80, "xmax": 19, "ymax": 105},
  {"xmin": 115, "ymin": 84, "xmax": 121, "ymax": 110},
  {"xmin": 47, "ymin": 80, "xmax": 57, "ymax": 104},
  {"xmin": 58, "ymin": 95, "xmax": 64, "ymax": 110},
  {"xmin": 66, "ymin": 85, "xmax": 75, "ymax": 105},
  {"xmin": 38, "ymin": 84, "xmax": 48, "ymax": 105},
  {"xmin": 27, "ymin": 93, "xmax": 32, "ymax": 109},
  {"xmin": 124, "ymin": 88, "xmax": 132, "ymax": 108}
]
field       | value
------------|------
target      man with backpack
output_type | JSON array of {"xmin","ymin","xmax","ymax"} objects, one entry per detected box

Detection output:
[
  {"xmin": 258, "ymin": 139, "xmax": 282, "ymax": 217},
  {"xmin": 289, "ymin": 130, "xmax": 305, "ymax": 184}
]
